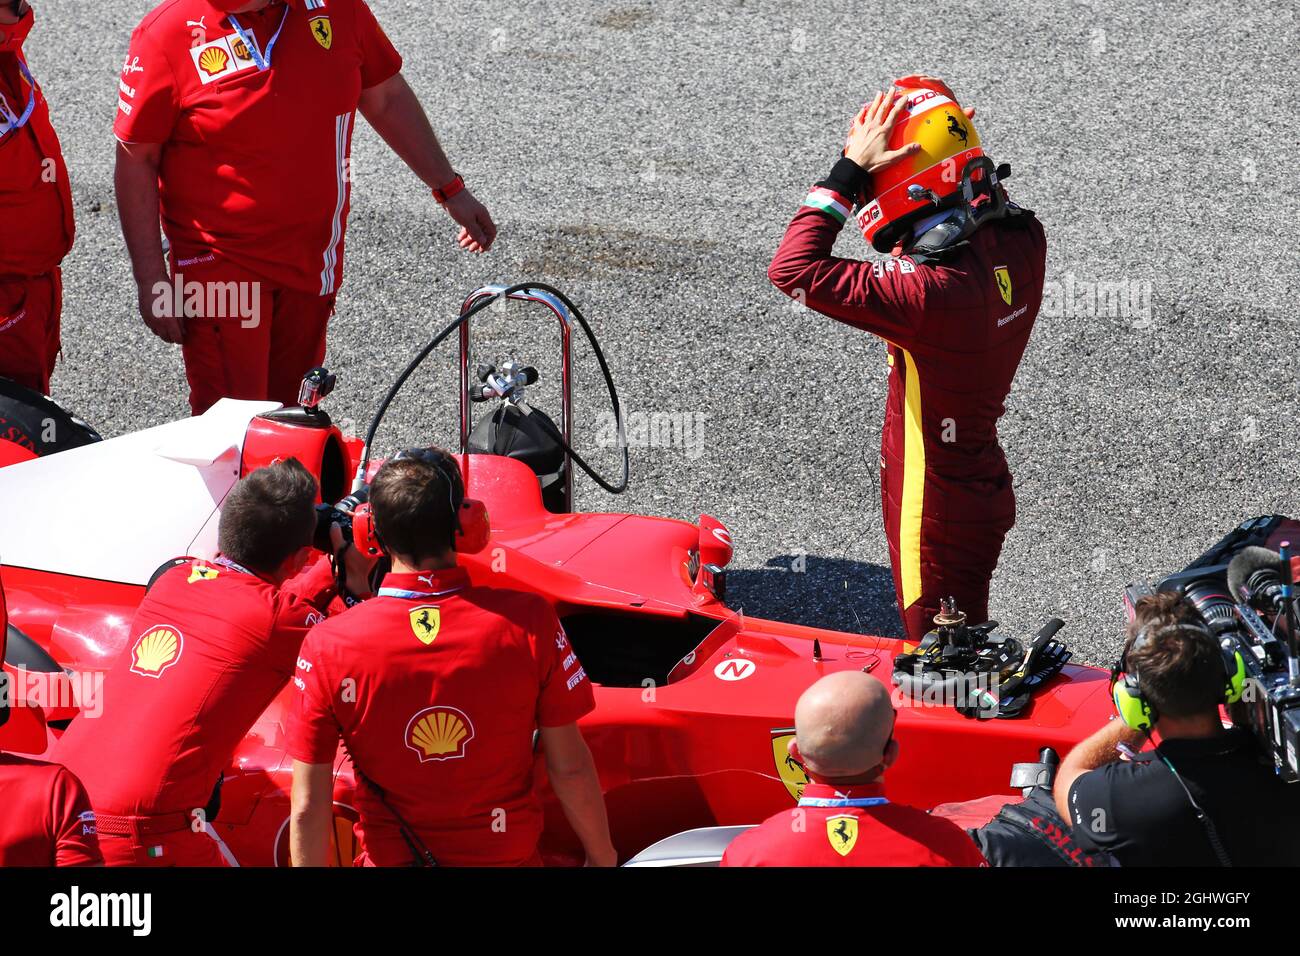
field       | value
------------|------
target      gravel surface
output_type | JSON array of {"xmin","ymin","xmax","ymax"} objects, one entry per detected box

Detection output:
[{"xmin": 24, "ymin": 0, "xmax": 1300, "ymax": 665}]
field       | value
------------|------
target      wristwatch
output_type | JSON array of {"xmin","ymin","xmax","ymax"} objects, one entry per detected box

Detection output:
[{"xmin": 432, "ymin": 173, "xmax": 465, "ymax": 204}]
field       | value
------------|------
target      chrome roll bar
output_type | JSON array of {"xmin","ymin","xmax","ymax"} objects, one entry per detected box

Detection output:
[{"xmin": 457, "ymin": 284, "xmax": 575, "ymax": 509}]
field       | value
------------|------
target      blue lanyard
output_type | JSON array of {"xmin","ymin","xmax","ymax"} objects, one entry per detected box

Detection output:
[
  {"xmin": 376, "ymin": 586, "xmax": 463, "ymax": 600},
  {"xmin": 0, "ymin": 61, "xmax": 36, "ymax": 137},
  {"xmin": 798, "ymin": 796, "xmax": 890, "ymax": 808},
  {"xmin": 228, "ymin": 4, "xmax": 291, "ymax": 72},
  {"xmin": 214, "ymin": 556, "xmax": 256, "ymax": 576}
]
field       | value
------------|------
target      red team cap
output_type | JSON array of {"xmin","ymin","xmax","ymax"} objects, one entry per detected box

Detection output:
[{"xmin": 850, "ymin": 75, "xmax": 986, "ymax": 254}]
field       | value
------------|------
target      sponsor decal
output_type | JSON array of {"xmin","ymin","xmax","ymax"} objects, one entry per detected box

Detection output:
[
  {"xmin": 309, "ymin": 14, "xmax": 333, "ymax": 50},
  {"xmin": 409, "ymin": 605, "xmax": 441, "ymax": 645},
  {"xmin": 826, "ymin": 814, "xmax": 859, "ymax": 856},
  {"xmin": 994, "ymin": 265, "xmax": 1012, "ymax": 306},
  {"xmin": 770, "ymin": 730, "xmax": 810, "ymax": 801},
  {"xmin": 129, "ymin": 626, "xmax": 184, "ymax": 678},
  {"xmin": 946, "ymin": 113, "xmax": 969, "ymax": 145},
  {"xmin": 565, "ymin": 666, "xmax": 587, "ymax": 690},
  {"xmin": 714, "ymin": 658, "xmax": 755, "ymax": 681},
  {"xmin": 856, "ymin": 199, "xmax": 882, "ymax": 228},
  {"xmin": 187, "ymin": 563, "xmax": 219, "ymax": 583},
  {"xmin": 556, "ymin": 629, "xmax": 568, "ymax": 650},
  {"xmin": 712, "ymin": 527, "xmax": 732, "ymax": 547},
  {"xmin": 901, "ymin": 88, "xmax": 952, "ymax": 116},
  {"xmin": 0, "ymin": 308, "xmax": 27, "ymax": 334},
  {"xmin": 119, "ymin": 79, "xmax": 136, "ymax": 98},
  {"xmin": 405, "ymin": 705, "xmax": 474, "ymax": 761},
  {"xmin": 78, "ymin": 810, "xmax": 97, "ymax": 836},
  {"xmin": 195, "ymin": 42, "xmax": 231, "ymax": 78},
  {"xmin": 874, "ymin": 258, "xmax": 918, "ymax": 278},
  {"xmin": 190, "ymin": 35, "xmax": 257, "ymax": 84},
  {"xmin": 176, "ymin": 251, "xmax": 217, "ymax": 268},
  {"xmin": 997, "ymin": 304, "xmax": 1028, "ymax": 328},
  {"xmin": 121, "ymin": 55, "xmax": 144, "ymax": 76},
  {"xmin": 117, "ymin": 97, "xmax": 132, "ymax": 116}
]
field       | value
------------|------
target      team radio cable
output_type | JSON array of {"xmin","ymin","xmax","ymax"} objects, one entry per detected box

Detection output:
[{"xmin": 352, "ymin": 282, "xmax": 630, "ymax": 496}]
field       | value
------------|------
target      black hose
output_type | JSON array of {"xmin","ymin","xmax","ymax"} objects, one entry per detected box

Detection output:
[{"xmin": 356, "ymin": 282, "xmax": 629, "ymax": 495}]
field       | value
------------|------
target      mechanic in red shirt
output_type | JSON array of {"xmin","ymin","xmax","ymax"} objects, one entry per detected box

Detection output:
[
  {"xmin": 115, "ymin": 0, "xmax": 497, "ymax": 415},
  {"xmin": 52, "ymin": 459, "xmax": 372, "ymax": 866},
  {"xmin": 0, "ymin": 566, "xmax": 103, "ymax": 866},
  {"xmin": 0, "ymin": 0, "xmax": 74, "ymax": 394},
  {"xmin": 768, "ymin": 77, "xmax": 1047, "ymax": 644},
  {"xmin": 287, "ymin": 448, "xmax": 618, "ymax": 867},
  {"xmin": 722, "ymin": 671, "xmax": 985, "ymax": 866}
]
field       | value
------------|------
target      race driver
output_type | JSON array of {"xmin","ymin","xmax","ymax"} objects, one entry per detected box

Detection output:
[
  {"xmin": 115, "ymin": 0, "xmax": 497, "ymax": 415},
  {"xmin": 287, "ymin": 447, "xmax": 618, "ymax": 867},
  {"xmin": 768, "ymin": 77, "xmax": 1047, "ymax": 643},
  {"xmin": 52, "ymin": 459, "xmax": 373, "ymax": 866},
  {"xmin": 0, "ymin": 567, "xmax": 104, "ymax": 866},
  {"xmin": 0, "ymin": 0, "xmax": 74, "ymax": 395}
]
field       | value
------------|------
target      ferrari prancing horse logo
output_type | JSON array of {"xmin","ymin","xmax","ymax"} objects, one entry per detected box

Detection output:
[
  {"xmin": 827, "ymin": 814, "xmax": 859, "ymax": 857},
  {"xmin": 994, "ymin": 265, "xmax": 1012, "ymax": 306},
  {"xmin": 771, "ymin": 730, "xmax": 810, "ymax": 802},
  {"xmin": 310, "ymin": 15, "xmax": 333, "ymax": 50},
  {"xmin": 409, "ymin": 606, "xmax": 441, "ymax": 645}
]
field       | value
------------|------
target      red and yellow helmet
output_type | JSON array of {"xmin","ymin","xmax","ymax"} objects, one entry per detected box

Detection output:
[{"xmin": 851, "ymin": 75, "xmax": 986, "ymax": 253}]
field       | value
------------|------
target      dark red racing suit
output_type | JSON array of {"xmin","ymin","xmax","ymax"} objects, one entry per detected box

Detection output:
[{"xmin": 769, "ymin": 159, "xmax": 1046, "ymax": 642}]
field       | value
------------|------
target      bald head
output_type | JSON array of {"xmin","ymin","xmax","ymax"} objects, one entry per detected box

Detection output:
[{"xmin": 794, "ymin": 672, "xmax": 896, "ymax": 779}]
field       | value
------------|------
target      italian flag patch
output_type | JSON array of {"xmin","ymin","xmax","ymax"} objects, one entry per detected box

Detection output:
[
  {"xmin": 146, "ymin": 845, "xmax": 164, "ymax": 858},
  {"xmin": 802, "ymin": 187, "xmax": 851, "ymax": 224}
]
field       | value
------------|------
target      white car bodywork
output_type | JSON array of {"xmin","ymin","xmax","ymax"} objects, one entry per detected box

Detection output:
[{"xmin": 0, "ymin": 399, "xmax": 278, "ymax": 586}]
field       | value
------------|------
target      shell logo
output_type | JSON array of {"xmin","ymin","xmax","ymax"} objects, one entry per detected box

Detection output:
[
  {"xmin": 129, "ymin": 626, "xmax": 184, "ymax": 678},
  {"xmin": 405, "ymin": 706, "xmax": 474, "ymax": 762},
  {"xmin": 198, "ymin": 46, "xmax": 230, "ymax": 76}
]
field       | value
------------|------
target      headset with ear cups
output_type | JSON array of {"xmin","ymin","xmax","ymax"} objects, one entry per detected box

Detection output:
[
  {"xmin": 352, "ymin": 448, "xmax": 490, "ymax": 557},
  {"xmin": 1110, "ymin": 622, "xmax": 1247, "ymax": 731}
]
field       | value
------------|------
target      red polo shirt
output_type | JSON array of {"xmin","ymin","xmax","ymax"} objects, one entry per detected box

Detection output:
[
  {"xmin": 0, "ymin": 754, "xmax": 102, "ymax": 866},
  {"xmin": 53, "ymin": 556, "xmax": 335, "ymax": 819},
  {"xmin": 114, "ymin": 0, "xmax": 402, "ymax": 294},
  {"xmin": 286, "ymin": 568, "xmax": 596, "ymax": 866},
  {"xmin": 721, "ymin": 783, "xmax": 987, "ymax": 867},
  {"xmin": 0, "ymin": 9, "xmax": 74, "ymax": 277}
]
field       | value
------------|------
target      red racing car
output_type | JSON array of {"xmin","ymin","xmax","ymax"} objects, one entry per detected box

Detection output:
[{"xmin": 0, "ymin": 283, "xmax": 1120, "ymax": 865}]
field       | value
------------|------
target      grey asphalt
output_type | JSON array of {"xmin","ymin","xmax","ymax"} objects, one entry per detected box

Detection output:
[{"xmin": 25, "ymin": 0, "xmax": 1300, "ymax": 666}]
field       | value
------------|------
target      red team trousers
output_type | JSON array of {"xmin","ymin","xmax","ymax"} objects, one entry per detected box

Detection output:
[{"xmin": 174, "ymin": 256, "xmax": 335, "ymax": 416}]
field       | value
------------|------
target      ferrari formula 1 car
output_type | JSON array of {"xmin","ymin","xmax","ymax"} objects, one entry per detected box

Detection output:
[{"xmin": 0, "ymin": 282, "xmax": 1120, "ymax": 866}]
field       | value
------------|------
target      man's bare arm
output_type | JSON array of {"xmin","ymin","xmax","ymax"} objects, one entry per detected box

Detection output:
[
  {"xmin": 539, "ymin": 723, "xmax": 617, "ymax": 867},
  {"xmin": 289, "ymin": 760, "xmax": 335, "ymax": 867},
  {"xmin": 115, "ymin": 141, "xmax": 181, "ymax": 343},
  {"xmin": 1053, "ymin": 718, "xmax": 1145, "ymax": 822},
  {"xmin": 358, "ymin": 73, "xmax": 496, "ymax": 253}
]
